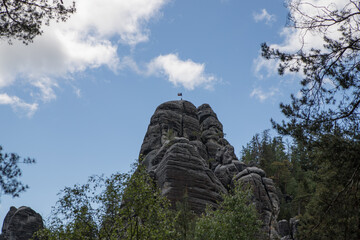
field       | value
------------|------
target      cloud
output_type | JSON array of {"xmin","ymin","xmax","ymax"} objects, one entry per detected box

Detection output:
[
  {"xmin": 253, "ymin": 0, "xmax": 351, "ymax": 79},
  {"xmin": 74, "ymin": 88, "xmax": 82, "ymax": 98},
  {"xmin": 253, "ymin": 55, "xmax": 279, "ymax": 79},
  {"xmin": 0, "ymin": 0, "xmax": 169, "ymax": 116},
  {"xmin": 253, "ymin": 9, "xmax": 276, "ymax": 25},
  {"xmin": 0, "ymin": 94, "xmax": 38, "ymax": 117},
  {"xmin": 250, "ymin": 87, "xmax": 279, "ymax": 102},
  {"xmin": 147, "ymin": 54, "xmax": 217, "ymax": 90},
  {"xmin": 61, "ymin": 0, "xmax": 168, "ymax": 46},
  {"xmin": 261, "ymin": 0, "xmax": 350, "ymax": 54},
  {"xmin": 31, "ymin": 77, "xmax": 58, "ymax": 103}
]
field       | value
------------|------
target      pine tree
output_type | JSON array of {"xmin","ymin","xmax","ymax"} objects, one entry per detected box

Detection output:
[
  {"xmin": 0, "ymin": 0, "xmax": 76, "ymax": 44},
  {"xmin": 261, "ymin": 1, "xmax": 360, "ymax": 238}
]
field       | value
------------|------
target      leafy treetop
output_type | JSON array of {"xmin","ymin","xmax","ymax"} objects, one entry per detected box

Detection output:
[{"xmin": 0, "ymin": 0, "xmax": 76, "ymax": 44}]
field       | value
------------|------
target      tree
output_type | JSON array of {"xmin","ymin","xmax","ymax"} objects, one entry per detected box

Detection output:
[
  {"xmin": 298, "ymin": 134, "xmax": 360, "ymax": 239},
  {"xmin": 0, "ymin": 145, "xmax": 35, "ymax": 198},
  {"xmin": 174, "ymin": 190, "xmax": 197, "ymax": 240},
  {"xmin": 0, "ymin": 0, "xmax": 76, "ymax": 44},
  {"xmin": 34, "ymin": 162, "xmax": 177, "ymax": 240},
  {"xmin": 241, "ymin": 130, "xmax": 289, "ymax": 176},
  {"xmin": 240, "ymin": 130, "xmax": 315, "ymax": 220},
  {"xmin": 118, "ymin": 164, "xmax": 176, "ymax": 240},
  {"xmin": 262, "ymin": 0, "xmax": 360, "ymax": 140},
  {"xmin": 194, "ymin": 181, "xmax": 261, "ymax": 240},
  {"xmin": 287, "ymin": 141, "xmax": 316, "ymax": 217},
  {"xmin": 262, "ymin": 0, "xmax": 360, "ymax": 238}
]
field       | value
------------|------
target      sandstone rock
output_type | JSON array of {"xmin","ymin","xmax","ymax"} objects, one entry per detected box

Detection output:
[
  {"xmin": 290, "ymin": 217, "xmax": 300, "ymax": 240},
  {"xmin": 214, "ymin": 162, "xmax": 238, "ymax": 188},
  {"xmin": 0, "ymin": 206, "xmax": 43, "ymax": 240},
  {"xmin": 234, "ymin": 171, "xmax": 280, "ymax": 239},
  {"xmin": 278, "ymin": 219, "xmax": 290, "ymax": 237},
  {"xmin": 139, "ymin": 100, "xmax": 280, "ymax": 238},
  {"xmin": 233, "ymin": 166, "xmax": 280, "ymax": 237},
  {"xmin": 236, "ymin": 167, "xmax": 266, "ymax": 179},
  {"xmin": 232, "ymin": 160, "xmax": 247, "ymax": 172},
  {"xmin": 278, "ymin": 217, "xmax": 300, "ymax": 240},
  {"xmin": 141, "ymin": 101, "xmax": 200, "ymax": 156},
  {"xmin": 152, "ymin": 138, "xmax": 227, "ymax": 213}
]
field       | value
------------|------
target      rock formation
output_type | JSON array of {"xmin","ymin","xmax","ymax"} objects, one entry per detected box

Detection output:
[
  {"xmin": 140, "ymin": 100, "xmax": 280, "ymax": 239},
  {"xmin": 278, "ymin": 218, "xmax": 300, "ymax": 240},
  {"xmin": 0, "ymin": 206, "xmax": 43, "ymax": 240},
  {"xmin": 278, "ymin": 219, "xmax": 291, "ymax": 237}
]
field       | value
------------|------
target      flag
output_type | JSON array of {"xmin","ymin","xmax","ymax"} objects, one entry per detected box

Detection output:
[{"xmin": 178, "ymin": 93, "xmax": 182, "ymax": 96}]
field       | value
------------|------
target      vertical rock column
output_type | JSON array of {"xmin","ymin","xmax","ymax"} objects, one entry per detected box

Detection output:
[
  {"xmin": 139, "ymin": 100, "xmax": 280, "ymax": 238},
  {"xmin": 140, "ymin": 101, "xmax": 227, "ymax": 213},
  {"xmin": 0, "ymin": 206, "xmax": 43, "ymax": 240}
]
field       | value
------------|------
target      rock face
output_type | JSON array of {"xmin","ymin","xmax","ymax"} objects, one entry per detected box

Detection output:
[
  {"xmin": 140, "ymin": 100, "xmax": 280, "ymax": 238},
  {"xmin": 140, "ymin": 101, "xmax": 227, "ymax": 213},
  {"xmin": 279, "ymin": 218, "xmax": 300, "ymax": 240},
  {"xmin": 234, "ymin": 168, "xmax": 280, "ymax": 239},
  {"xmin": 0, "ymin": 206, "xmax": 43, "ymax": 240},
  {"xmin": 278, "ymin": 219, "xmax": 290, "ymax": 237}
]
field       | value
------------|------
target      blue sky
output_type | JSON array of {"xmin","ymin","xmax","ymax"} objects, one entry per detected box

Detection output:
[{"xmin": 0, "ymin": 0, "xmax": 307, "ymax": 222}]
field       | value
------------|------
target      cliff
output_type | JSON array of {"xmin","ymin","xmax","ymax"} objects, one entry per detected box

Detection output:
[
  {"xmin": 0, "ymin": 206, "xmax": 43, "ymax": 240},
  {"xmin": 140, "ymin": 100, "xmax": 280, "ymax": 239}
]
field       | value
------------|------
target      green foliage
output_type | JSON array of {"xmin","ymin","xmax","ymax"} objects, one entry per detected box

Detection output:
[
  {"xmin": 241, "ymin": 130, "xmax": 288, "ymax": 174},
  {"xmin": 35, "ymin": 163, "xmax": 176, "ymax": 240},
  {"xmin": 174, "ymin": 191, "xmax": 196, "ymax": 240},
  {"xmin": 165, "ymin": 128, "xmax": 175, "ymax": 141},
  {"xmin": 207, "ymin": 157, "xmax": 215, "ymax": 165},
  {"xmin": 120, "ymin": 165, "xmax": 176, "ymax": 239},
  {"xmin": 0, "ymin": 145, "xmax": 35, "ymax": 198},
  {"xmin": 191, "ymin": 130, "xmax": 201, "ymax": 140},
  {"xmin": 262, "ymin": 1, "xmax": 360, "ymax": 141},
  {"xmin": 34, "ymin": 159, "xmax": 264, "ymax": 240},
  {"xmin": 261, "ymin": 1, "xmax": 360, "ymax": 238},
  {"xmin": 240, "ymin": 130, "xmax": 316, "ymax": 220},
  {"xmin": 298, "ymin": 135, "xmax": 360, "ymax": 240},
  {"xmin": 194, "ymin": 181, "xmax": 261, "ymax": 240},
  {"xmin": 0, "ymin": 0, "xmax": 76, "ymax": 44}
]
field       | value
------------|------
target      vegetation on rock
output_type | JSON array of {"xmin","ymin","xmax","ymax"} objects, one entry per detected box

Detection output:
[
  {"xmin": 194, "ymin": 181, "xmax": 261, "ymax": 240},
  {"xmin": 34, "ymin": 161, "xmax": 261, "ymax": 240}
]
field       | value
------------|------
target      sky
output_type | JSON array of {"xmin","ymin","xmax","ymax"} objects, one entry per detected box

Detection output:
[{"xmin": 0, "ymin": 0, "xmax": 341, "ymax": 223}]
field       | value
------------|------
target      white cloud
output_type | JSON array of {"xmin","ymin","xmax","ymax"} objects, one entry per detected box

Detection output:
[
  {"xmin": 250, "ymin": 87, "xmax": 279, "ymax": 102},
  {"xmin": 0, "ymin": 0, "xmax": 169, "ymax": 116},
  {"xmin": 31, "ymin": 77, "xmax": 58, "ymax": 103},
  {"xmin": 253, "ymin": 9, "xmax": 276, "ymax": 25},
  {"xmin": 60, "ymin": 0, "xmax": 168, "ymax": 46},
  {"xmin": 0, "ymin": 93, "xmax": 38, "ymax": 117},
  {"xmin": 147, "ymin": 54, "xmax": 217, "ymax": 90},
  {"xmin": 263, "ymin": 0, "xmax": 351, "ymax": 54},
  {"xmin": 74, "ymin": 88, "xmax": 82, "ymax": 98},
  {"xmin": 253, "ymin": 0, "xmax": 352, "ymax": 80},
  {"xmin": 253, "ymin": 55, "xmax": 279, "ymax": 79}
]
